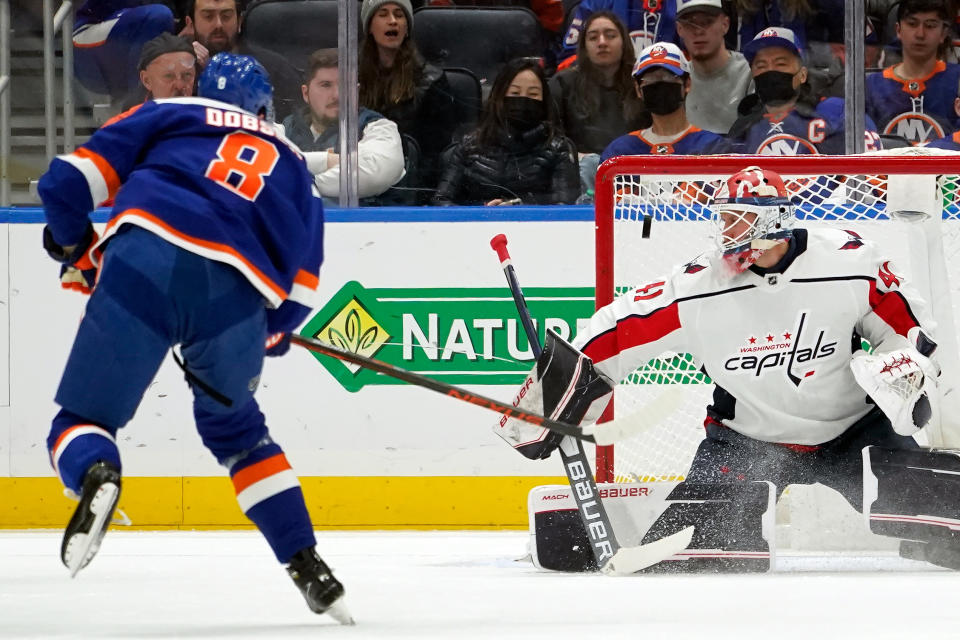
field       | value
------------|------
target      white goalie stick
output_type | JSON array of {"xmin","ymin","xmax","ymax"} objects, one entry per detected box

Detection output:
[{"xmin": 489, "ymin": 234, "xmax": 692, "ymax": 574}]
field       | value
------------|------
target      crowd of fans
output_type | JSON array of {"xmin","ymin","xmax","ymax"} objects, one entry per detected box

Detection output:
[{"xmin": 69, "ymin": 0, "xmax": 960, "ymax": 206}]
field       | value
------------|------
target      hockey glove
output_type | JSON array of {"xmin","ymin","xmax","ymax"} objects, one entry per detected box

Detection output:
[
  {"xmin": 43, "ymin": 223, "xmax": 101, "ymax": 294},
  {"xmin": 850, "ymin": 346, "xmax": 940, "ymax": 436},
  {"xmin": 493, "ymin": 329, "xmax": 614, "ymax": 459},
  {"xmin": 265, "ymin": 332, "xmax": 291, "ymax": 357}
]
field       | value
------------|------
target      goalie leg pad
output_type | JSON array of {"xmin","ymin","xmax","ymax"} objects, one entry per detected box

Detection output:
[
  {"xmin": 494, "ymin": 329, "xmax": 613, "ymax": 460},
  {"xmin": 528, "ymin": 481, "xmax": 774, "ymax": 573},
  {"xmin": 638, "ymin": 481, "xmax": 775, "ymax": 574},
  {"xmin": 864, "ymin": 446, "xmax": 960, "ymax": 567}
]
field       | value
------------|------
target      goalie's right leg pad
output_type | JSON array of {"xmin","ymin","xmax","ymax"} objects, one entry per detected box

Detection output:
[
  {"xmin": 638, "ymin": 481, "xmax": 775, "ymax": 574},
  {"xmin": 864, "ymin": 446, "xmax": 960, "ymax": 568}
]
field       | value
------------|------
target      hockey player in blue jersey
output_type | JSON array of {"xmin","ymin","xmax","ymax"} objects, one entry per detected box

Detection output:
[
  {"xmin": 866, "ymin": 0, "xmax": 960, "ymax": 146},
  {"xmin": 729, "ymin": 27, "xmax": 882, "ymax": 154},
  {"xmin": 600, "ymin": 42, "xmax": 732, "ymax": 161},
  {"xmin": 37, "ymin": 53, "xmax": 352, "ymax": 624}
]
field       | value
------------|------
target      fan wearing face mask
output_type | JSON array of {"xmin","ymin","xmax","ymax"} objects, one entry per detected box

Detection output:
[
  {"xmin": 599, "ymin": 42, "xmax": 733, "ymax": 163},
  {"xmin": 433, "ymin": 57, "xmax": 580, "ymax": 206},
  {"xmin": 728, "ymin": 27, "xmax": 883, "ymax": 155}
]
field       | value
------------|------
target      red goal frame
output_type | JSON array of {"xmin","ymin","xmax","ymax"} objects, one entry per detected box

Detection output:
[{"xmin": 592, "ymin": 154, "xmax": 956, "ymax": 482}]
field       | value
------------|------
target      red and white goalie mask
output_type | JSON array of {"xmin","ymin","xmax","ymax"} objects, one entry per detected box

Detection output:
[{"xmin": 711, "ymin": 166, "xmax": 795, "ymax": 274}]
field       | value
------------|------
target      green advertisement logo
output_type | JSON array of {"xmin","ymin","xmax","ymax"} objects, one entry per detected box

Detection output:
[{"xmin": 300, "ymin": 281, "xmax": 596, "ymax": 391}]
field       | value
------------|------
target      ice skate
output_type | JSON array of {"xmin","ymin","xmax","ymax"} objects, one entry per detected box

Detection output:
[
  {"xmin": 286, "ymin": 547, "xmax": 354, "ymax": 625},
  {"xmin": 61, "ymin": 461, "xmax": 121, "ymax": 578}
]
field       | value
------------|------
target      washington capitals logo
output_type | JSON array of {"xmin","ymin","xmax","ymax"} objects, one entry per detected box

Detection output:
[
  {"xmin": 683, "ymin": 259, "xmax": 707, "ymax": 274},
  {"xmin": 840, "ymin": 230, "xmax": 864, "ymax": 250},
  {"xmin": 723, "ymin": 312, "xmax": 837, "ymax": 386}
]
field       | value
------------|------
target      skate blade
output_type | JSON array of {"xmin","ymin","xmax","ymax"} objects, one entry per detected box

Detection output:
[
  {"xmin": 64, "ymin": 483, "xmax": 119, "ymax": 578},
  {"xmin": 325, "ymin": 599, "xmax": 355, "ymax": 625}
]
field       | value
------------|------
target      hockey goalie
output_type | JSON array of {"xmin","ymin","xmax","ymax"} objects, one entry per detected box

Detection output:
[{"xmin": 496, "ymin": 166, "xmax": 960, "ymax": 572}]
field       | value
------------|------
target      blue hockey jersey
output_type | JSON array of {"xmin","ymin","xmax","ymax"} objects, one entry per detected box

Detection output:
[
  {"xmin": 38, "ymin": 97, "xmax": 325, "ymax": 333},
  {"xmin": 600, "ymin": 125, "xmax": 732, "ymax": 162},
  {"xmin": 560, "ymin": 0, "xmax": 677, "ymax": 63},
  {"xmin": 734, "ymin": 97, "xmax": 882, "ymax": 155},
  {"xmin": 865, "ymin": 62, "xmax": 960, "ymax": 145}
]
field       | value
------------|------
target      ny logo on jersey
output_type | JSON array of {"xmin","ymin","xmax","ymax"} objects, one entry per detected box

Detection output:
[{"xmin": 885, "ymin": 112, "xmax": 943, "ymax": 145}]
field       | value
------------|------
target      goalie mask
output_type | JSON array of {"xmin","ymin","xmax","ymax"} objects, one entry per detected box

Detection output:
[{"xmin": 711, "ymin": 166, "xmax": 795, "ymax": 274}]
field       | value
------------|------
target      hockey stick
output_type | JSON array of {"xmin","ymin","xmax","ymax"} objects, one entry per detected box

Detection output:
[
  {"xmin": 290, "ymin": 333, "xmax": 674, "ymax": 446},
  {"xmin": 290, "ymin": 333, "xmax": 593, "ymax": 443},
  {"xmin": 489, "ymin": 234, "xmax": 692, "ymax": 574}
]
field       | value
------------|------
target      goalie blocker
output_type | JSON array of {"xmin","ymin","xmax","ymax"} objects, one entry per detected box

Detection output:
[{"xmin": 494, "ymin": 330, "xmax": 613, "ymax": 459}]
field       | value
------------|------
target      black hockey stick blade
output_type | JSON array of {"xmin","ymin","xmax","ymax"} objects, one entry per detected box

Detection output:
[{"xmin": 290, "ymin": 333, "xmax": 594, "ymax": 444}]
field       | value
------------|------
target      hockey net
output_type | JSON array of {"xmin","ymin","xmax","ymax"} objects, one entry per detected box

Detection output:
[{"xmin": 594, "ymin": 151, "xmax": 960, "ymax": 485}]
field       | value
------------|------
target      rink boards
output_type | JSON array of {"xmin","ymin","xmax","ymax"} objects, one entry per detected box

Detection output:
[{"xmin": 0, "ymin": 206, "xmax": 596, "ymax": 528}]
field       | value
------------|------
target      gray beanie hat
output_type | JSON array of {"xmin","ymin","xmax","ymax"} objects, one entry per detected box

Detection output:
[{"xmin": 360, "ymin": 0, "xmax": 414, "ymax": 33}]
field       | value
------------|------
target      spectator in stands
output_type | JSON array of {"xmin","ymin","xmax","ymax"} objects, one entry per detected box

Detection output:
[
  {"xmin": 550, "ymin": 11, "xmax": 644, "ymax": 198},
  {"xmin": 729, "ymin": 27, "xmax": 883, "ymax": 154},
  {"xmin": 73, "ymin": 0, "xmax": 175, "ymax": 102},
  {"xmin": 359, "ymin": 0, "xmax": 456, "ymax": 195},
  {"xmin": 137, "ymin": 33, "xmax": 197, "ymax": 102},
  {"xmin": 866, "ymin": 0, "xmax": 960, "ymax": 146},
  {"xmin": 675, "ymin": 0, "xmax": 753, "ymax": 134},
  {"xmin": 551, "ymin": 12, "xmax": 644, "ymax": 153},
  {"xmin": 559, "ymin": 0, "xmax": 679, "ymax": 69},
  {"xmin": 180, "ymin": 0, "xmax": 301, "ymax": 119},
  {"xmin": 281, "ymin": 49, "xmax": 405, "ymax": 206},
  {"xmin": 600, "ymin": 42, "xmax": 732, "ymax": 162},
  {"xmin": 434, "ymin": 57, "xmax": 580, "ymax": 206},
  {"xmin": 734, "ymin": 0, "xmax": 815, "ymax": 51}
]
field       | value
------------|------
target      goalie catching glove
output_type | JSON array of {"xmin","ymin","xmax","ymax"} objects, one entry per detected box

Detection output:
[
  {"xmin": 850, "ymin": 329, "xmax": 940, "ymax": 436},
  {"xmin": 43, "ymin": 223, "xmax": 102, "ymax": 294},
  {"xmin": 494, "ymin": 329, "xmax": 614, "ymax": 459}
]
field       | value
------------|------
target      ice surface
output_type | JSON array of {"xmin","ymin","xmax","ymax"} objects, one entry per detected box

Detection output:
[{"xmin": 1, "ymin": 530, "xmax": 958, "ymax": 639}]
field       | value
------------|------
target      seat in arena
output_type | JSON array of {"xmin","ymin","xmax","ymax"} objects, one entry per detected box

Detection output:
[
  {"xmin": 243, "ymin": 0, "xmax": 341, "ymax": 73},
  {"xmin": 411, "ymin": 6, "xmax": 543, "ymax": 88}
]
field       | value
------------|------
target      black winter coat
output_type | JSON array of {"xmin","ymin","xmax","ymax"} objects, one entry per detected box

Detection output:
[{"xmin": 433, "ymin": 124, "xmax": 580, "ymax": 206}]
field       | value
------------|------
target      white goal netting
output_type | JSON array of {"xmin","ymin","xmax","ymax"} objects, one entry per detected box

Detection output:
[{"xmin": 596, "ymin": 151, "xmax": 960, "ymax": 484}]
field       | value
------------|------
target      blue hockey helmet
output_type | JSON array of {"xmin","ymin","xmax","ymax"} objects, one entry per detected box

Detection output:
[{"xmin": 198, "ymin": 53, "xmax": 275, "ymax": 120}]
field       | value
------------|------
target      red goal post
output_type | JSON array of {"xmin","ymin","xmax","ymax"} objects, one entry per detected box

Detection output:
[{"xmin": 593, "ymin": 153, "xmax": 960, "ymax": 484}]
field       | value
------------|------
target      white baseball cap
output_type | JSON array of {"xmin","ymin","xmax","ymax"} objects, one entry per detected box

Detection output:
[
  {"xmin": 632, "ymin": 42, "xmax": 691, "ymax": 78},
  {"xmin": 676, "ymin": 0, "xmax": 723, "ymax": 18}
]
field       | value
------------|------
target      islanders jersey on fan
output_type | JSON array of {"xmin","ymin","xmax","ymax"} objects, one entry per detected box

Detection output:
[
  {"xmin": 572, "ymin": 227, "xmax": 933, "ymax": 446},
  {"xmin": 736, "ymin": 97, "xmax": 882, "ymax": 155},
  {"xmin": 37, "ymin": 97, "xmax": 324, "ymax": 331},
  {"xmin": 925, "ymin": 130, "xmax": 960, "ymax": 150},
  {"xmin": 560, "ymin": 0, "xmax": 677, "ymax": 63},
  {"xmin": 865, "ymin": 61, "xmax": 960, "ymax": 145},
  {"xmin": 600, "ymin": 125, "xmax": 733, "ymax": 163}
]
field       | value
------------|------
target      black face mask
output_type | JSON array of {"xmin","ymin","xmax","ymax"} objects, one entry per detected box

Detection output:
[
  {"xmin": 754, "ymin": 70, "xmax": 799, "ymax": 106},
  {"xmin": 640, "ymin": 81, "xmax": 685, "ymax": 116},
  {"xmin": 503, "ymin": 96, "xmax": 546, "ymax": 132}
]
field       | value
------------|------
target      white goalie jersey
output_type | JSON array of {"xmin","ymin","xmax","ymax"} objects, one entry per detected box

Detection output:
[{"xmin": 574, "ymin": 227, "xmax": 937, "ymax": 446}]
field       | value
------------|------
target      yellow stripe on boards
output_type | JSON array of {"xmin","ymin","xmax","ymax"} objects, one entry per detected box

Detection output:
[{"xmin": 0, "ymin": 476, "xmax": 566, "ymax": 529}]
